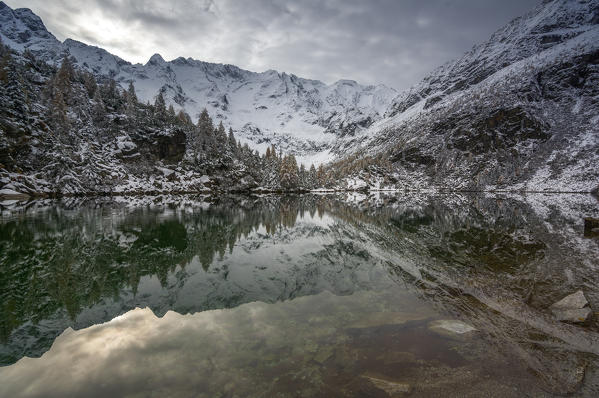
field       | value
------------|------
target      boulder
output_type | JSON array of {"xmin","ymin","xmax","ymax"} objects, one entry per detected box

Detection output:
[
  {"xmin": 551, "ymin": 308, "xmax": 592, "ymax": 324},
  {"xmin": 428, "ymin": 319, "xmax": 476, "ymax": 339},
  {"xmin": 550, "ymin": 290, "xmax": 592, "ymax": 324}
]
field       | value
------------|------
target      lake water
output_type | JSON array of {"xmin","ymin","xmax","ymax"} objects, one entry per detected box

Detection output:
[{"xmin": 0, "ymin": 193, "xmax": 598, "ymax": 397}]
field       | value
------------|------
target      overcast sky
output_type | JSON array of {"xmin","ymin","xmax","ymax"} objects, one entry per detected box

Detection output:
[{"xmin": 7, "ymin": 0, "xmax": 540, "ymax": 89}]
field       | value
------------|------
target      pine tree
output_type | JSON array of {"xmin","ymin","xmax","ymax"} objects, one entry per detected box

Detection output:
[
  {"xmin": 216, "ymin": 121, "xmax": 226, "ymax": 149},
  {"xmin": 92, "ymin": 88, "xmax": 106, "ymax": 124},
  {"xmin": 154, "ymin": 91, "xmax": 167, "ymax": 124},
  {"xmin": 167, "ymin": 104, "xmax": 176, "ymax": 122},
  {"xmin": 228, "ymin": 127, "xmax": 236, "ymax": 152},
  {"xmin": 127, "ymin": 81, "xmax": 137, "ymax": 103},
  {"xmin": 197, "ymin": 109, "xmax": 213, "ymax": 135},
  {"xmin": 55, "ymin": 56, "xmax": 74, "ymax": 98},
  {"xmin": 317, "ymin": 164, "xmax": 326, "ymax": 187},
  {"xmin": 280, "ymin": 154, "xmax": 299, "ymax": 189},
  {"xmin": 80, "ymin": 71, "xmax": 96, "ymax": 98},
  {"xmin": 299, "ymin": 163, "xmax": 306, "ymax": 188},
  {"xmin": 0, "ymin": 52, "xmax": 29, "ymax": 120},
  {"xmin": 309, "ymin": 164, "xmax": 317, "ymax": 188},
  {"xmin": 49, "ymin": 88, "xmax": 69, "ymax": 133},
  {"xmin": 197, "ymin": 108, "xmax": 214, "ymax": 153}
]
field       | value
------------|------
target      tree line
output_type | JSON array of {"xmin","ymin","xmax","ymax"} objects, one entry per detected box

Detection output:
[{"xmin": 0, "ymin": 38, "xmax": 333, "ymax": 193}]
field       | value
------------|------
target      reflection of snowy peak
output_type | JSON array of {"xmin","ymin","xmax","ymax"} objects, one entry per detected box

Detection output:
[{"xmin": 0, "ymin": 1, "xmax": 396, "ymax": 165}]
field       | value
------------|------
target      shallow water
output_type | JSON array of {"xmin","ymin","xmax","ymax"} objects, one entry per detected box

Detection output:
[{"xmin": 0, "ymin": 193, "xmax": 598, "ymax": 397}]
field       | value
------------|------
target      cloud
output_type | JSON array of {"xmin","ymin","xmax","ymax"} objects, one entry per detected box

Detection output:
[{"xmin": 5, "ymin": 0, "xmax": 540, "ymax": 89}]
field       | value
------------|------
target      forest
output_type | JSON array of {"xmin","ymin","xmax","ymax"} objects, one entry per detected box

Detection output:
[{"xmin": 0, "ymin": 38, "xmax": 337, "ymax": 195}]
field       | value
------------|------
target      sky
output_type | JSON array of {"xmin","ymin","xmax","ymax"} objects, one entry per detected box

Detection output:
[{"xmin": 6, "ymin": 0, "xmax": 540, "ymax": 90}]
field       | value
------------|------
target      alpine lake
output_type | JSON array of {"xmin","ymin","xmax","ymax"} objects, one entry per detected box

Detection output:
[{"xmin": 0, "ymin": 192, "xmax": 598, "ymax": 397}]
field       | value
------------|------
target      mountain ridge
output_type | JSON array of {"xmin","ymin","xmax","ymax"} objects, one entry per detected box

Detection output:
[
  {"xmin": 0, "ymin": 1, "xmax": 396, "ymax": 166},
  {"xmin": 0, "ymin": 0, "xmax": 597, "ymax": 193},
  {"xmin": 327, "ymin": 0, "xmax": 599, "ymax": 192}
]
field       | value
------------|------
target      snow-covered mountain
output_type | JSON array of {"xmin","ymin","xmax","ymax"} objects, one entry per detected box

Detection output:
[
  {"xmin": 1, "ymin": 0, "xmax": 597, "ymax": 192},
  {"xmin": 0, "ymin": 1, "xmax": 396, "ymax": 166},
  {"xmin": 332, "ymin": 0, "xmax": 599, "ymax": 192}
]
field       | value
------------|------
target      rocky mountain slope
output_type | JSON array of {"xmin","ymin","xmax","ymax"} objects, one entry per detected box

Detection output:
[
  {"xmin": 330, "ymin": 0, "xmax": 599, "ymax": 192},
  {"xmin": 0, "ymin": 1, "xmax": 395, "ymax": 166}
]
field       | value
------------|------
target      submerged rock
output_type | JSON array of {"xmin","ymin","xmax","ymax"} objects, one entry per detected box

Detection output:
[
  {"xmin": 348, "ymin": 311, "xmax": 429, "ymax": 329},
  {"xmin": 428, "ymin": 319, "xmax": 476, "ymax": 338},
  {"xmin": 551, "ymin": 308, "xmax": 592, "ymax": 324},
  {"xmin": 550, "ymin": 290, "xmax": 592, "ymax": 324},
  {"xmin": 362, "ymin": 375, "xmax": 412, "ymax": 396},
  {"xmin": 550, "ymin": 290, "xmax": 588, "ymax": 310}
]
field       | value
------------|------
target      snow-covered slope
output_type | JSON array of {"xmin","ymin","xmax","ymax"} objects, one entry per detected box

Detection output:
[
  {"xmin": 0, "ymin": 1, "xmax": 396, "ymax": 166},
  {"xmin": 0, "ymin": 2, "xmax": 59, "ymax": 56},
  {"xmin": 2, "ymin": 0, "xmax": 597, "ymax": 191},
  {"xmin": 332, "ymin": 0, "xmax": 599, "ymax": 192}
]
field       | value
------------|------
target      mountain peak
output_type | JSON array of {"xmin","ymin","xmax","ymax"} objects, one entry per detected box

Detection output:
[
  {"xmin": 0, "ymin": 1, "xmax": 57, "ymax": 49},
  {"xmin": 147, "ymin": 53, "xmax": 166, "ymax": 66}
]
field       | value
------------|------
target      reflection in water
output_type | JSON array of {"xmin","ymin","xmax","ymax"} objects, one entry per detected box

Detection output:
[{"xmin": 0, "ymin": 193, "xmax": 598, "ymax": 397}]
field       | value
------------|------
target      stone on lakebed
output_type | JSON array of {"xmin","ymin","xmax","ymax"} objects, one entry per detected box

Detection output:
[{"xmin": 549, "ymin": 290, "xmax": 592, "ymax": 324}]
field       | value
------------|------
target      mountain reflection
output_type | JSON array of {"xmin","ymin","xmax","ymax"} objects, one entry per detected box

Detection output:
[{"xmin": 0, "ymin": 193, "xmax": 598, "ymax": 395}]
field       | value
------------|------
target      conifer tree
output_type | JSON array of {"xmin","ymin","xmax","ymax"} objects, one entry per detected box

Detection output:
[
  {"xmin": 55, "ymin": 56, "xmax": 74, "ymax": 98},
  {"xmin": 167, "ymin": 104, "xmax": 176, "ymax": 122},
  {"xmin": 197, "ymin": 108, "xmax": 214, "ymax": 153},
  {"xmin": 216, "ymin": 121, "xmax": 226, "ymax": 149},
  {"xmin": 228, "ymin": 127, "xmax": 236, "ymax": 152},
  {"xmin": 127, "ymin": 81, "xmax": 137, "ymax": 103},
  {"xmin": 92, "ymin": 88, "xmax": 106, "ymax": 124},
  {"xmin": 154, "ymin": 92, "xmax": 167, "ymax": 124},
  {"xmin": 280, "ymin": 154, "xmax": 299, "ymax": 189},
  {"xmin": 80, "ymin": 71, "xmax": 96, "ymax": 98},
  {"xmin": 197, "ymin": 109, "xmax": 213, "ymax": 136},
  {"xmin": 309, "ymin": 164, "xmax": 317, "ymax": 188}
]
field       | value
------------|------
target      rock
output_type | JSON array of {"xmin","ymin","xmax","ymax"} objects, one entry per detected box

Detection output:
[
  {"xmin": 550, "ymin": 290, "xmax": 592, "ymax": 324},
  {"xmin": 584, "ymin": 217, "xmax": 599, "ymax": 238},
  {"xmin": 348, "ymin": 311, "xmax": 429, "ymax": 329},
  {"xmin": 362, "ymin": 375, "xmax": 412, "ymax": 396},
  {"xmin": 313, "ymin": 346, "xmax": 333, "ymax": 364},
  {"xmin": 550, "ymin": 290, "xmax": 588, "ymax": 310},
  {"xmin": 551, "ymin": 308, "xmax": 592, "ymax": 324},
  {"xmin": 0, "ymin": 188, "xmax": 29, "ymax": 200},
  {"xmin": 428, "ymin": 319, "xmax": 476, "ymax": 338}
]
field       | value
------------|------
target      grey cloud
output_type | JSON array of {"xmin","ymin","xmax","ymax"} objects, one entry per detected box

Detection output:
[{"xmin": 5, "ymin": 0, "xmax": 540, "ymax": 89}]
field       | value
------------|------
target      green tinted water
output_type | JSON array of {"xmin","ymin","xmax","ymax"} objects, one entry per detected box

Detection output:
[{"xmin": 0, "ymin": 194, "xmax": 598, "ymax": 397}]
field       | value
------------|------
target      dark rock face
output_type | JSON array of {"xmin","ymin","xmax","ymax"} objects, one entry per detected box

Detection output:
[
  {"xmin": 154, "ymin": 130, "xmax": 186, "ymax": 163},
  {"xmin": 447, "ymin": 107, "xmax": 549, "ymax": 155}
]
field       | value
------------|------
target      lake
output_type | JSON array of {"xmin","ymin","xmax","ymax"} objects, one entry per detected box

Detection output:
[{"xmin": 0, "ymin": 193, "xmax": 598, "ymax": 397}]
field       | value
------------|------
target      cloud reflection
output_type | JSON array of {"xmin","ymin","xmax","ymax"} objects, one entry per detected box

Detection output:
[{"xmin": 0, "ymin": 289, "xmax": 434, "ymax": 398}]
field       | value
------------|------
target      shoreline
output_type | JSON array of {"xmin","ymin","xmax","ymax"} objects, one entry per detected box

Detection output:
[{"xmin": 0, "ymin": 188, "xmax": 595, "ymax": 201}]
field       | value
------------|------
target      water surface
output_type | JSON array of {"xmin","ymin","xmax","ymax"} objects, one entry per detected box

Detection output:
[{"xmin": 0, "ymin": 193, "xmax": 598, "ymax": 397}]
